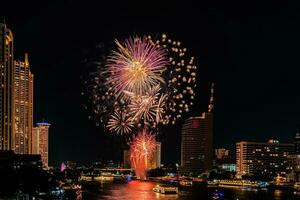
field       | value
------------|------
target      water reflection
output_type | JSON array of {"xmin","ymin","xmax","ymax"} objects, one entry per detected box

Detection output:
[
  {"xmin": 81, "ymin": 180, "xmax": 300, "ymax": 200},
  {"xmin": 105, "ymin": 181, "xmax": 178, "ymax": 200}
]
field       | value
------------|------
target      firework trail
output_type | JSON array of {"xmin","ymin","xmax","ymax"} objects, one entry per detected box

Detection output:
[{"xmin": 130, "ymin": 129, "xmax": 157, "ymax": 180}]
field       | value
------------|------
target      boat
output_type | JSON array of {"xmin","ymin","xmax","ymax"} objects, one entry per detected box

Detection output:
[
  {"xmin": 80, "ymin": 174, "xmax": 113, "ymax": 182},
  {"xmin": 207, "ymin": 179, "xmax": 267, "ymax": 189},
  {"xmin": 207, "ymin": 180, "xmax": 219, "ymax": 187},
  {"xmin": 153, "ymin": 184, "xmax": 178, "ymax": 194},
  {"xmin": 62, "ymin": 183, "xmax": 82, "ymax": 190}
]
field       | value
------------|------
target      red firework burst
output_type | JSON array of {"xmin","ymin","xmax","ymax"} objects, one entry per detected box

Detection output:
[{"xmin": 130, "ymin": 129, "xmax": 157, "ymax": 180}]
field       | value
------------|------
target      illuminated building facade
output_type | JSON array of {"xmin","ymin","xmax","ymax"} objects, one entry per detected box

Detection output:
[
  {"xmin": 220, "ymin": 163, "xmax": 236, "ymax": 172},
  {"xmin": 287, "ymin": 133, "xmax": 300, "ymax": 182},
  {"xmin": 14, "ymin": 54, "xmax": 34, "ymax": 154},
  {"xmin": 32, "ymin": 123, "xmax": 50, "ymax": 167},
  {"xmin": 123, "ymin": 150, "xmax": 131, "ymax": 168},
  {"xmin": 31, "ymin": 127, "xmax": 39, "ymax": 154},
  {"xmin": 181, "ymin": 113, "xmax": 213, "ymax": 174},
  {"xmin": 0, "ymin": 23, "xmax": 34, "ymax": 155},
  {"xmin": 180, "ymin": 83, "xmax": 214, "ymax": 174},
  {"xmin": 215, "ymin": 148, "xmax": 229, "ymax": 160},
  {"xmin": 149, "ymin": 142, "xmax": 161, "ymax": 169},
  {"xmin": 294, "ymin": 133, "xmax": 300, "ymax": 154},
  {"xmin": 0, "ymin": 23, "xmax": 14, "ymax": 151},
  {"xmin": 236, "ymin": 140, "xmax": 293, "ymax": 177}
]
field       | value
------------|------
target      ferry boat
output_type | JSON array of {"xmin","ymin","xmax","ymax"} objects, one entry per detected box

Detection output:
[
  {"xmin": 153, "ymin": 184, "xmax": 178, "ymax": 194},
  {"xmin": 62, "ymin": 183, "xmax": 82, "ymax": 190},
  {"xmin": 207, "ymin": 180, "xmax": 219, "ymax": 187},
  {"xmin": 80, "ymin": 174, "xmax": 114, "ymax": 182},
  {"xmin": 208, "ymin": 179, "xmax": 268, "ymax": 189}
]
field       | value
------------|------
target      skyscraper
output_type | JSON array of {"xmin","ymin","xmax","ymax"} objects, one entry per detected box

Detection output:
[
  {"xmin": 215, "ymin": 148, "xmax": 229, "ymax": 160},
  {"xmin": 32, "ymin": 127, "xmax": 39, "ymax": 154},
  {"xmin": 32, "ymin": 123, "xmax": 50, "ymax": 167},
  {"xmin": 14, "ymin": 54, "xmax": 34, "ymax": 154},
  {"xmin": 286, "ymin": 133, "xmax": 300, "ymax": 182},
  {"xmin": 123, "ymin": 150, "xmax": 131, "ymax": 168},
  {"xmin": 0, "ymin": 23, "xmax": 14, "ymax": 151},
  {"xmin": 149, "ymin": 142, "xmax": 161, "ymax": 169},
  {"xmin": 236, "ymin": 140, "xmax": 293, "ymax": 177},
  {"xmin": 180, "ymin": 83, "xmax": 214, "ymax": 174}
]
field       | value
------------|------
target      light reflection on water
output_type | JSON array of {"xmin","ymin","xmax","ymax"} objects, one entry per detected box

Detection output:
[
  {"xmin": 82, "ymin": 181, "xmax": 199, "ymax": 200},
  {"xmin": 97, "ymin": 181, "xmax": 180, "ymax": 200},
  {"xmin": 81, "ymin": 180, "xmax": 300, "ymax": 200}
]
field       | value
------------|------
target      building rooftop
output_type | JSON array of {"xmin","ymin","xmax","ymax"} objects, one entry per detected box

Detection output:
[{"xmin": 36, "ymin": 122, "xmax": 51, "ymax": 126}]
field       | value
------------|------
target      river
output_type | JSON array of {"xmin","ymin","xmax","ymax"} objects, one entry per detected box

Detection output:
[{"xmin": 78, "ymin": 180, "xmax": 300, "ymax": 200}]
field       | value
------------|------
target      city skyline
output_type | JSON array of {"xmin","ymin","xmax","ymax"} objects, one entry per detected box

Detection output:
[{"xmin": 2, "ymin": 1, "xmax": 300, "ymax": 166}]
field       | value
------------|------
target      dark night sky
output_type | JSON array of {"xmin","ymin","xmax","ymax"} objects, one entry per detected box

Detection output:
[{"xmin": 2, "ymin": 1, "xmax": 300, "ymax": 166}]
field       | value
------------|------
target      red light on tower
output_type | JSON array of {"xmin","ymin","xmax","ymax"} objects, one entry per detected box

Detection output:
[{"xmin": 192, "ymin": 119, "xmax": 200, "ymax": 128}]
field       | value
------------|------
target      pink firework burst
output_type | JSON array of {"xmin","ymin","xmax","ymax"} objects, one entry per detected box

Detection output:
[{"xmin": 106, "ymin": 36, "xmax": 168, "ymax": 97}]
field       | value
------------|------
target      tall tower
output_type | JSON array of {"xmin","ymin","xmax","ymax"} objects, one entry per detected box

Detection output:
[
  {"xmin": 0, "ymin": 23, "xmax": 14, "ymax": 151},
  {"xmin": 14, "ymin": 53, "xmax": 34, "ymax": 154},
  {"xmin": 32, "ymin": 122, "xmax": 50, "ymax": 167},
  {"xmin": 180, "ymin": 83, "xmax": 214, "ymax": 174}
]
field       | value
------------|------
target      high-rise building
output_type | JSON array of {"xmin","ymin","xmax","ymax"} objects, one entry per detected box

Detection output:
[
  {"xmin": 0, "ymin": 23, "xmax": 34, "ymax": 154},
  {"xmin": 123, "ymin": 150, "xmax": 131, "ymax": 168},
  {"xmin": 236, "ymin": 139, "xmax": 294, "ymax": 177},
  {"xmin": 32, "ymin": 127, "xmax": 39, "ymax": 154},
  {"xmin": 0, "ymin": 23, "xmax": 14, "ymax": 151},
  {"xmin": 32, "ymin": 123, "xmax": 50, "ymax": 167},
  {"xmin": 181, "ymin": 113, "xmax": 213, "ymax": 174},
  {"xmin": 294, "ymin": 133, "xmax": 300, "ymax": 154},
  {"xmin": 149, "ymin": 142, "xmax": 161, "ymax": 169},
  {"xmin": 215, "ymin": 148, "xmax": 229, "ymax": 160},
  {"xmin": 14, "ymin": 54, "xmax": 34, "ymax": 154},
  {"xmin": 181, "ymin": 83, "xmax": 214, "ymax": 174},
  {"xmin": 286, "ymin": 133, "xmax": 300, "ymax": 182}
]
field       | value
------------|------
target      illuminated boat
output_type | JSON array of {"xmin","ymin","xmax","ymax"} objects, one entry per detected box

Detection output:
[
  {"xmin": 207, "ymin": 180, "xmax": 219, "ymax": 187},
  {"xmin": 208, "ymin": 179, "xmax": 268, "ymax": 189},
  {"xmin": 62, "ymin": 183, "xmax": 82, "ymax": 190},
  {"xmin": 153, "ymin": 184, "xmax": 178, "ymax": 194}
]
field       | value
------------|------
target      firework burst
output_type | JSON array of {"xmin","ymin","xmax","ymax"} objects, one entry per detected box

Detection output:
[
  {"xmin": 130, "ymin": 129, "xmax": 157, "ymax": 179},
  {"xmin": 148, "ymin": 34, "xmax": 197, "ymax": 125},
  {"xmin": 107, "ymin": 109, "xmax": 134, "ymax": 135},
  {"xmin": 126, "ymin": 85, "xmax": 159, "ymax": 122},
  {"xmin": 106, "ymin": 37, "xmax": 168, "ymax": 97},
  {"xmin": 81, "ymin": 45, "xmax": 115, "ymax": 127}
]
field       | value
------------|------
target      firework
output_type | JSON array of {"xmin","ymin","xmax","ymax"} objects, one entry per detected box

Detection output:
[
  {"xmin": 106, "ymin": 37, "xmax": 168, "ymax": 97},
  {"xmin": 81, "ymin": 45, "xmax": 116, "ymax": 127},
  {"xmin": 130, "ymin": 129, "xmax": 157, "ymax": 180},
  {"xmin": 84, "ymin": 34, "xmax": 197, "ymax": 180},
  {"xmin": 148, "ymin": 34, "xmax": 197, "ymax": 125},
  {"xmin": 107, "ymin": 110, "xmax": 134, "ymax": 135},
  {"xmin": 85, "ymin": 34, "xmax": 196, "ymax": 131},
  {"xmin": 126, "ymin": 85, "xmax": 158, "ymax": 121}
]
